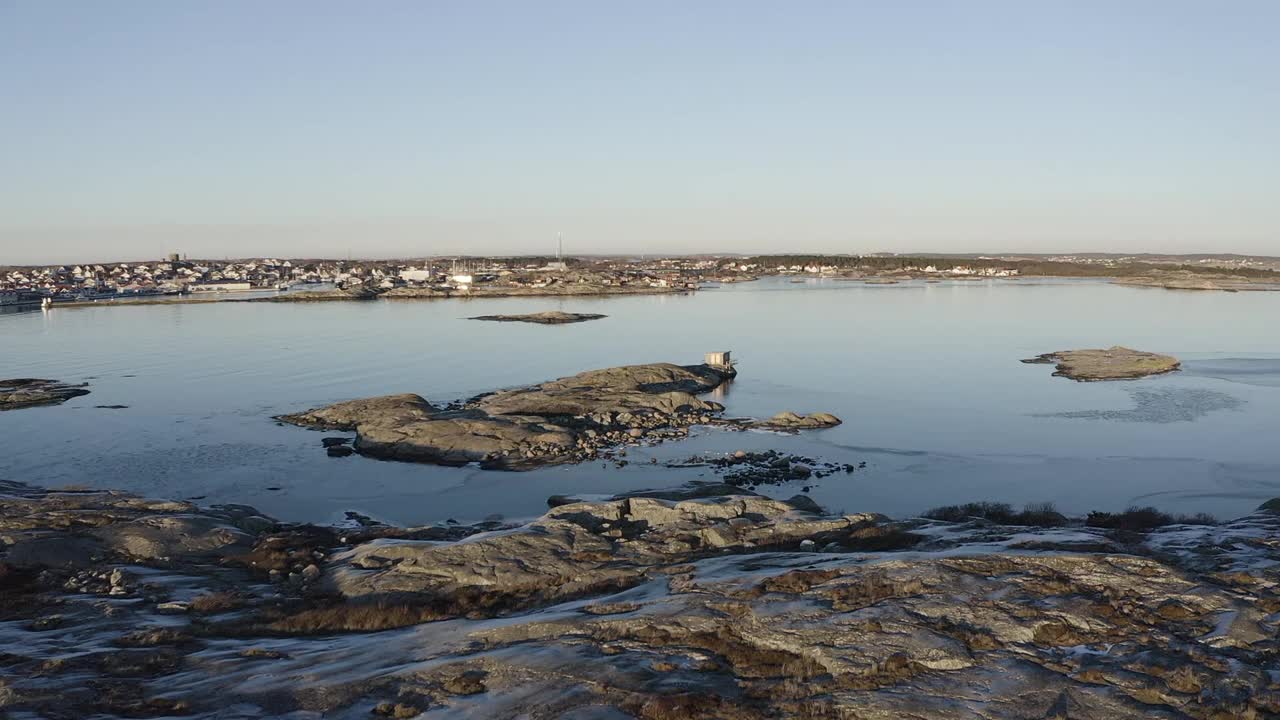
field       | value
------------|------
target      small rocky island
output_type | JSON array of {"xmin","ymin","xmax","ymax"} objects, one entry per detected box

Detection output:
[
  {"xmin": 1114, "ymin": 270, "xmax": 1280, "ymax": 292},
  {"xmin": 468, "ymin": 311, "xmax": 607, "ymax": 324},
  {"xmin": 0, "ymin": 378, "xmax": 90, "ymax": 410},
  {"xmin": 1022, "ymin": 347, "xmax": 1181, "ymax": 381},
  {"xmin": 278, "ymin": 361, "xmax": 841, "ymax": 469},
  {"xmin": 2, "ymin": 478, "xmax": 1278, "ymax": 718},
  {"xmin": 746, "ymin": 410, "xmax": 843, "ymax": 430}
]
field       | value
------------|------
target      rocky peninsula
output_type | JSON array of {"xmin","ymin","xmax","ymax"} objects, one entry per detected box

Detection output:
[
  {"xmin": 468, "ymin": 311, "xmax": 607, "ymax": 324},
  {"xmin": 1115, "ymin": 270, "xmax": 1280, "ymax": 292},
  {"xmin": 278, "ymin": 362, "xmax": 842, "ymax": 469},
  {"xmin": 0, "ymin": 378, "xmax": 90, "ymax": 410},
  {"xmin": 2, "ymin": 479, "xmax": 1278, "ymax": 719},
  {"xmin": 1022, "ymin": 347, "xmax": 1181, "ymax": 381}
]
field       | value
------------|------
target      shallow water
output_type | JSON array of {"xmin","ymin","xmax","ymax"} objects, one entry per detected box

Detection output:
[{"xmin": 3, "ymin": 277, "xmax": 1279, "ymax": 524}]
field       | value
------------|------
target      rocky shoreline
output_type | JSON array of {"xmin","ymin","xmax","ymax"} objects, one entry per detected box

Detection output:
[
  {"xmin": 0, "ymin": 378, "xmax": 90, "ymax": 410},
  {"xmin": 253, "ymin": 287, "xmax": 381, "ymax": 302},
  {"xmin": 1115, "ymin": 271, "xmax": 1280, "ymax": 292},
  {"xmin": 278, "ymin": 362, "xmax": 842, "ymax": 470},
  {"xmin": 666, "ymin": 451, "xmax": 863, "ymax": 490},
  {"xmin": 32, "ymin": 283, "xmax": 688, "ymax": 312},
  {"xmin": 1022, "ymin": 347, "xmax": 1181, "ymax": 381},
  {"xmin": 2, "ymin": 478, "xmax": 1278, "ymax": 719}
]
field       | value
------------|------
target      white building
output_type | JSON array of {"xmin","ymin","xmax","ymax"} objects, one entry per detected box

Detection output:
[{"xmin": 399, "ymin": 269, "xmax": 433, "ymax": 283}]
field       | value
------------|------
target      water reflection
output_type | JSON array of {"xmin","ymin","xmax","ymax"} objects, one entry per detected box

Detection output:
[
  {"xmin": 708, "ymin": 377, "xmax": 734, "ymax": 403},
  {"xmin": 1033, "ymin": 387, "xmax": 1244, "ymax": 423}
]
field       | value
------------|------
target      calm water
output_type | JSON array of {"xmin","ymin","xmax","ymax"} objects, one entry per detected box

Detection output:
[{"xmin": 3, "ymin": 277, "xmax": 1279, "ymax": 525}]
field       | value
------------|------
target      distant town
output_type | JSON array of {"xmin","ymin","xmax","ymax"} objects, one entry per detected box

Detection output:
[
  {"xmin": 4, "ymin": 251, "xmax": 1279, "ymax": 308},
  {"xmin": 0, "ymin": 254, "xmax": 1010, "ymax": 308},
  {"xmin": 0, "ymin": 255, "xmax": 712, "ymax": 307}
]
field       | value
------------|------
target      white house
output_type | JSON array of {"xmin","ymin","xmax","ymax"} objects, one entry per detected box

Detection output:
[{"xmin": 399, "ymin": 269, "xmax": 433, "ymax": 283}]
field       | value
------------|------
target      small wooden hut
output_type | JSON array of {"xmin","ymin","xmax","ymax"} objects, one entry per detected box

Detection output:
[{"xmin": 704, "ymin": 351, "xmax": 733, "ymax": 369}]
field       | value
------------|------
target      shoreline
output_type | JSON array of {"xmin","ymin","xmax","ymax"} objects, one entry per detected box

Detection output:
[
  {"xmin": 26, "ymin": 284, "xmax": 693, "ymax": 310},
  {"xmin": 2, "ymin": 477, "xmax": 1276, "ymax": 718},
  {"xmin": 20, "ymin": 272, "xmax": 1280, "ymax": 313},
  {"xmin": 3, "ymin": 473, "xmax": 1261, "ymax": 531},
  {"xmin": 1113, "ymin": 276, "xmax": 1280, "ymax": 292}
]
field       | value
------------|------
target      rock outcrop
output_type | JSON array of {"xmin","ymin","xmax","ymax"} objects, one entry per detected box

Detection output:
[
  {"xmin": 323, "ymin": 495, "xmax": 876, "ymax": 606},
  {"xmin": 3, "ymin": 480, "xmax": 1280, "ymax": 719},
  {"xmin": 468, "ymin": 311, "xmax": 607, "ymax": 324},
  {"xmin": 1022, "ymin": 347, "xmax": 1181, "ymax": 381},
  {"xmin": 0, "ymin": 481, "xmax": 261, "ymax": 572},
  {"xmin": 475, "ymin": 363, "xmax": 728, "ymax": 417},
  {"xmin": 278, "ymin": 393, "xmax": 436, "ymax": 431},
  {"xmin": 356, "ymin": 411, "xmax": 580, "ymax": 466},
  {"xmin": 0, "ymin": 378, "xmax": 90, "ymax": 410},
  {"xmin": 669, "ymin": 450, "xmax": 860, "ymax": 487},
  {"xmin": 1115, "ymin": 271, "xmax": 1280, "ymax": 292},
  {"xmin": 278, "ymin": 362, "xmax": 736, "ymax": 469},
  {"xmin": 749, "ymin": 410, "xmax": 842, "ymax": 430}
]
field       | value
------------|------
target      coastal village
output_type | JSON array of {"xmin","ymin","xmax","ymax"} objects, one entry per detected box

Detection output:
[
  {"xmin": 0, "ymin": 256, "xmax": 699, "ymax": 307},
  {"xmin": 0, "ymin": 254, "xmax": 1031, "ymax": 308},
  {"xmin": 10, "ymin": 251, "xmax": 1280, "ymax": 309}
]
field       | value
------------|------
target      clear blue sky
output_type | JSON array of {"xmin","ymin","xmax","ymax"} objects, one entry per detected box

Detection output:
[{"xmin": 2, "ymin": 0, "xmax": 1277, "ymax": 263}]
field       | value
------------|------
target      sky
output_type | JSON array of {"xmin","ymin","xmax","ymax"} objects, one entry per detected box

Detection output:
[{"xmin": 2, "ymin": 0, "xmax": 1278, "ymax": 263}]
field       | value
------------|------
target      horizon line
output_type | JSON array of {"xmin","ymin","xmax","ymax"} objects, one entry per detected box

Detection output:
[{"xmin": 5, "ymin": 249, "xmax": 1280, "ymax": 268}]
